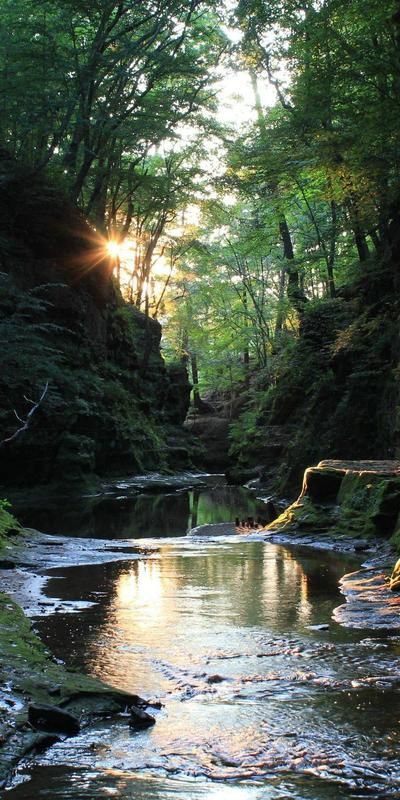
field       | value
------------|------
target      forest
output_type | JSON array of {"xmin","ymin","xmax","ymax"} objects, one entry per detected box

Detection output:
[
  {"xmin": 1, "ymin": 2, "xmax": 400, "ymax": 798},
  {"xmin": 1, "ymin": 0, "xmax": 399, "ymax": 494}
]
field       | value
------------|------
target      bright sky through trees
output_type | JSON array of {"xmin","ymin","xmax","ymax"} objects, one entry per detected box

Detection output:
[{"xmin": 216, "ymin": 70, "xmax": 277, "ymax": 127}]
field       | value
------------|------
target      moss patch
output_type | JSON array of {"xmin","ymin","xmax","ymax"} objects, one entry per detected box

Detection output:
[
  {"xmin": 266, "ymin": 462, "xmax": 400, "ymax": 553},
  {"xmin": 337, "ymin": 474, "xmax": 400, "ymax": 539},
  {"xmin": 266, "ymin": 496, "xmax": 336, "ymax": 534},
  {"xmin": 0, "ymin": 592, "xmax": 150, "ymax": 787},
  {"xmin": 0, "ymin": 501, "xmax": 20, "ymax": 546}
]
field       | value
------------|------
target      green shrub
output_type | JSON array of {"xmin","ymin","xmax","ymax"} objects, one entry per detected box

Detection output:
[{"xmin": 0, "ymin": 499, "xmax": 20, "ymax": 540}]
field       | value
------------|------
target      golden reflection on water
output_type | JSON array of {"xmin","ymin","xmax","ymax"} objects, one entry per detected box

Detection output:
[
  {"xmin": 261, "ymin": 547, "xmax": 312, "ymax": 624},
  {"xmin": 261, "ymin": 549, "xmax": 279, "ymax": 612},
  {"xmin": 102, "ymin": 770, "xmax": 263, "ymax": 799},
  {"xmin": 22, "ymin": 542, "xmax": 391, "ymax": 800},
  {"xmin": 82, "ymin": 543, "xmax": 337, "ymax": 693},
  {"xmin": 117, "ymin": 561, "xmax": 165, "ymax": 625},
  {"xmin": 299, "ymin": 572, "xmax": 312, "ymax": 623}
]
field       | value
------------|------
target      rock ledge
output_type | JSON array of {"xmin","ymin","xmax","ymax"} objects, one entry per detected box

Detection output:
[{"xmin": 266, "ymin": 459, "xmax": 400, "ymax": 552}]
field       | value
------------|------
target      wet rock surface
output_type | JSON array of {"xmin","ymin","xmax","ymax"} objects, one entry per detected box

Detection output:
[
  {"xmin": 129, "ymin": 706, "xmax": 156, "ymax": 729},
  {"xmin": 103, "ymin": 471, "xmax": 213, "ymax": 494},
  {"xmin": 188, "ymin": 522, "xmax": 237, "ymax": 537},
  {"xmin": 3, "ymin": 528, "xmax": 155, "ymax": 570},
  {"xmin": 28, "ymin": 704, "xmax": 80, "ymax": 735},
  {"xmin": 334, "ymin": 568, "xmax": 400, "ymax": 629}
]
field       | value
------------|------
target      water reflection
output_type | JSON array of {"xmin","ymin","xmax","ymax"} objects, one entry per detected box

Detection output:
[
  {"xmin": 11, "ymin": 540, "xmax": 400, "ymax": 799},
  {"xmin": 8, "ymin": 766, "xmax": 362, "ymax": 800},
  {"xmin": 12, "ymin": 485, "xmax": 269, "ymax": 539},
  {"xmin": 35, "ymin": 543, "xmax": 357, "ymax": 695}
]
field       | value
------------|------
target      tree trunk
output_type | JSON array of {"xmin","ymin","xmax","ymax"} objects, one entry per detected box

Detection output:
[
  {"xmin": 242, "ymin": 288, "xmax": 250, "ymax": 387},
  {"xmin": 190, "ymin": 351, "xmax": 202, "ymax": 411},
  {"xmin": 346, "ymin": 198, "xmax": 370, "ymax": 262},
  {"xmin": 354, "ymin": 227, "xmax": 370, "ymax": 262},
  {"xmin": 327, "ymin": 200, "xmax": 337, "ymax": 298},
  {"xmin": 279, "ymin": 216, "xmax": 307, "ymax": 312},
  {"xmin": 274, "ymin": 267, "xmax": 286, "ymax": 340}
]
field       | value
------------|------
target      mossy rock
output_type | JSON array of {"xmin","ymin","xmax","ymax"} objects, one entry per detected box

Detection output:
[
  {"xmin": 389, "ymin": 516, "xmax": 400, "ymax": 551},
  {"xmin": 0, "ymin": 502, "xmax": 20, "ymax": 545},
  {"xmin": 389, "ymin": 558, "xmax": 400, "ymax": 591},
  {"xmin": 266, "ymin": 496, "xmax": 335, "ymax": 533},
  {"xmin": 266, "ymin": 460, "xmax": 400, "ymax": 545},
  {"xmin": 301, "ymin": 466, "xmax": 344, "ymax": 503},
  {"xmin": 337, "ymin": 473, "xmax": 400, "ymax": 538}
]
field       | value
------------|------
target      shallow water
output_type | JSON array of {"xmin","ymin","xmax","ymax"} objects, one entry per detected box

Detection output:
[
  {"xmin": 7, "ymin": 485, "xmax": 400, "ymax": 799},
  {"xmin": 11, "ymin": 477, "xmax": 269, "ymax": 539}
]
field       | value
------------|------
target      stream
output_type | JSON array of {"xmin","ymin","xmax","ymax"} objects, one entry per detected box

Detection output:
[{"xmin": 6, "ymin": 475, "xmax": 400, "ymax": 799}]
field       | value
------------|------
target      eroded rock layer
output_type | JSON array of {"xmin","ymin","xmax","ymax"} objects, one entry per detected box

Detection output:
[{"xmin": 266, "ymin": 460, "xmax": 400, "ymax": 551}]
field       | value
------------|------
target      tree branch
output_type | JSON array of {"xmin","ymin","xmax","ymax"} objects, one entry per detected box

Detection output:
[{"xmin": 1, "ymin": 382, "xmax": 49, "ymax": 447}]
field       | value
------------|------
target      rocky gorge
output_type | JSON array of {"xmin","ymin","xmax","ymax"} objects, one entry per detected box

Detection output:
[
  {"xmin": 0, "ymin": 162, "xmax": 400, "ymax": 796},
  {"xmin": 0, "ymin": 457, "xmax": 399, "ymax": 790},
  {"xmin": 0, "ymin": 156, "xmax": 194, "ymax": 490}
]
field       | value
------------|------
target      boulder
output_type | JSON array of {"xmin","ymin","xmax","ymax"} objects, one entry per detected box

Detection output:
[
  {"xmin": 28, "ymin": 703, "xmax": 80, "ymax": 734},
  {"xmin": 129, "ymin": 706, "xmax": 156, "ymax": 729},
  {"xmin": 206, "ymin": 674, "xmax": 225, "ymax": 684},
  {"xmin": 300, "ymin": 466, "xmax": 344, "ymax": 503},
  {"xmin": 266, "ymin": 459, "xmax": 400, "ymax": 542},
  {"xmin": 188, "ymin": 522, "xmax": 236, "ymax": 537}
]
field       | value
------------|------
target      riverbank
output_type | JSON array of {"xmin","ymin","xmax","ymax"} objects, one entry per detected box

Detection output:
[
  {"xmin": 262, "ymin": 459, "xmax": 400, "ymax": 631},
  {"xmin": 5, "ymin": 533, "xmax": 400, "ymax": 800},
  {"xmin": 2, "ymin": 460, "xmax": 400, "ymax": 789},
  {"xmin": 0, "ymin": 523, "xmax": 162, "ymax": 790},
  {"xmin": 0, "ymin": 590, "xmax": 160, "ymax": 790}
]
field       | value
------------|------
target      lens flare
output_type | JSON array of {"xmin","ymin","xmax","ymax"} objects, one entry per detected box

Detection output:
[{"xmin": 106, "ymin": 241, "xmax": 121, "ymax": 258}]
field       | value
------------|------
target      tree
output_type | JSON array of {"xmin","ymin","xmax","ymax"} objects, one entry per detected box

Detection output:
[
  {"xmin": 0, "ymin": 0, "xmax": 227, "ymax": 227},
  {"xmin": 235, "ymin": 0, "xmax": 400, "ymax": 265}
]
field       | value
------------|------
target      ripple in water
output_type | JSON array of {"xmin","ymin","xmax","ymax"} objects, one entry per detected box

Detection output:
[{"xmin": 7, "ymin": 537, "xmax": 400, "ymax": 799}]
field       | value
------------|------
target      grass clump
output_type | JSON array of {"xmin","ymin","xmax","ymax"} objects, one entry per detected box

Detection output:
[{"xmin": 0, "ymin": 499, "xmax": 20, "ymax": 547}]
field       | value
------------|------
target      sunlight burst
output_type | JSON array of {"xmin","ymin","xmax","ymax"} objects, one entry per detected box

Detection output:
[{"xmin": 106, "ymin": 240, "xmax": 122, "ymax": 258}]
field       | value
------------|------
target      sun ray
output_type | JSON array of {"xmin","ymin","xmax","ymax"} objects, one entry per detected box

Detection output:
[{"xmin": 106, "ymin": 241, "xmax": 122, "ymax": 258}]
